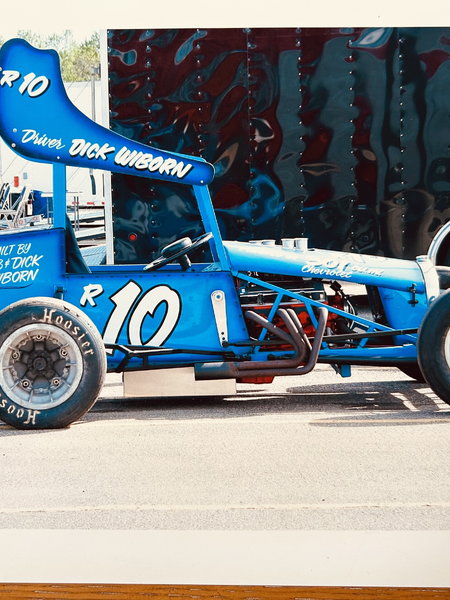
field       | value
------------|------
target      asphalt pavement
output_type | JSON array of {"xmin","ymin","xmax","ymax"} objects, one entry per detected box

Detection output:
[{"xmin": 0, "ymin": 364, "xmax": 449, "ymax": 531}]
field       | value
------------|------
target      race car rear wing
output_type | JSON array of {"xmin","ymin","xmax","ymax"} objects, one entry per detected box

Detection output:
[
  {"xmin": 0, "ymin": 38, "xmax": 228, "ymax": 265},
  {"xmin": 0, "ymin": 38, "xmax": 215, "ymax": 188}
]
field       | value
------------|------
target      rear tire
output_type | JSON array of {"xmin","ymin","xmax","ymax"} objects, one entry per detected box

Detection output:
[
  {"xmin": 0, "ymin": 297, "xmax": 106, "ymax": 429},
  {"xmin": 417, "ymin": 290, "xmax": 450, "ymax": 406},
  {"xmin": 398, "ymin": 363, "xmax": 426, "ymax": 383}
]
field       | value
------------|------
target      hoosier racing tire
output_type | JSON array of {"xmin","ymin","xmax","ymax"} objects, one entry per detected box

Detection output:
[
  {"xmin": 417, "ymin": 289, "xmax": 450, "ymax": 406},
  {"xmin": 0, "ymin": 297, "xmax": 106, "ymax": 429},
  {"xmin": 398, "ymin": 363, "xmax": 426, "ymax": 383}
]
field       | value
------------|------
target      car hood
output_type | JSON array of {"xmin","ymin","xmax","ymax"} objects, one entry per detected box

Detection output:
[{"xmin": 222, "ymin": 240, "xmax": 428, "ymax": 292}]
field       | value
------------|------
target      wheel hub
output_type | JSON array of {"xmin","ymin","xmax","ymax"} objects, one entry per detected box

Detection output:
[
  {"xmin": 0, "ymin": 324, "xmax": 83, "ymax": 409},
  {"xmin": 31, "ymin": 355, "xmax": 50, "ymax": 372},
  {"xmin": 20, "ymin": 344, "xmax": 61, "ymax": 383}
]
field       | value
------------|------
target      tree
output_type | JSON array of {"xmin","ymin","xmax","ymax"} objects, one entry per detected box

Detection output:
[{"xmin": 0, "ymin": 30, "xmax": 100, "ymax": 82}]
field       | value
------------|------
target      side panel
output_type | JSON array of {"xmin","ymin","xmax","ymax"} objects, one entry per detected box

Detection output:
[
  {"xmin": 62, "ymin": 268, "xmax": 249, "ymax": 367},
  {"xmin": 377, "ymin": 286, "xmax": 428, "ymax": 340},
  {"xmin": 0, "ymin": 228, "xmax": 65, "ymax": 305}
]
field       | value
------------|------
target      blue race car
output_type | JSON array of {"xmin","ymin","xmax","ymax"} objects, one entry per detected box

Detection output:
[{"xmin": 0, "ymin": 38, "xmax": 448, "ymax": 429}]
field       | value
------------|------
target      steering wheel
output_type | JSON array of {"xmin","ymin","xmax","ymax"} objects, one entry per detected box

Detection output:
[{"xmin": 143, "ymin": 232, "xmax": 213, "ymax": 271}]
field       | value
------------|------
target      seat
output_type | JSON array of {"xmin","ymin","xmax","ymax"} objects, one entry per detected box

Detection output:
[{"xmin": 65, "ymin": 215, "xmax": 91, "ymax": 274}]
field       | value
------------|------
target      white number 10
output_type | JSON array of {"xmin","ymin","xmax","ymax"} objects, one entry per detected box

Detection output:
[{"xmin": 103, "ymin": 282, "xmax": 181, "ymax": 351}]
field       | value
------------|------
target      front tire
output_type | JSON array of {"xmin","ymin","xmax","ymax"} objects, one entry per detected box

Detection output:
[
  {"xmin": 0, "ymin": 297, "xmax": 106, "ymax": 429},
  {"xmin": 417, "ymin": 290, "xmax": 450, "ymax": 406}
]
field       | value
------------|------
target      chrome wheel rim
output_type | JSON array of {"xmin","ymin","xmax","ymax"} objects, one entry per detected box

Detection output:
[{"xmin": 0, "ymin": 324, "xmax": 83, "ymax": 409}]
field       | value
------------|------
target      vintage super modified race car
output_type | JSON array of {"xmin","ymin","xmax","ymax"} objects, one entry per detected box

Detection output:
[{"xmin": 0, "ymin": 38, "xmax": 449, "ymax": 430}]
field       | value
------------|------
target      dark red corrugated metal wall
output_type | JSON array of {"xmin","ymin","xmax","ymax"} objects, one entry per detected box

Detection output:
[{"xmin": 107, "ymin": 28, "xmax": 450, "ymax": 264}]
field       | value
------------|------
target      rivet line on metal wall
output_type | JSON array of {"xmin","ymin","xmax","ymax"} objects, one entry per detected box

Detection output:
[
  {"xmin": 398, "ymin": 31, "xmax": 406, "ymax": 256},
  {"xmin": 348, "ymin": 43, "xmax": 357, "ymax": 252},
  {"xmin": 296, "ymin": 31, "xmax": 307, "ymax": 237}
]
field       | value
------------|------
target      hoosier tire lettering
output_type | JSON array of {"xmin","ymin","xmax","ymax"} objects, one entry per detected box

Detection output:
[
  {"xmin": 41, "ymin": 308, "xmax": 95, "ymax": 355},
  {"xmin": 0, "ymin": 297, "xmax": 106, "ymax": 429},
  {"xmin": 0, "ymin": 397, "xmax": 40, "ymax": 425}
]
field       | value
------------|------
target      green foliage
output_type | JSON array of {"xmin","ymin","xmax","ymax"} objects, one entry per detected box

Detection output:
[{"xmin": 1, "ymin": 30, "xmax": 100, "ymax": 82}]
